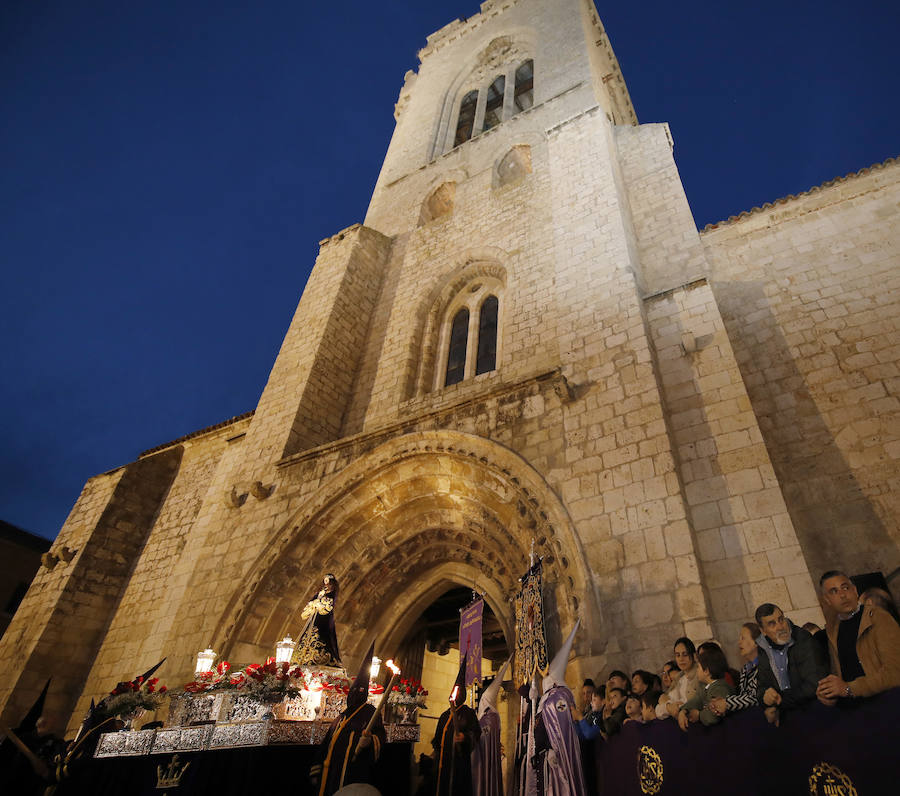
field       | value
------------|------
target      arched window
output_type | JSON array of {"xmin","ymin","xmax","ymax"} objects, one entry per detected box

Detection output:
[
  {"xmin": 482, "ymin": 76, "xmax": 505, "ymax": 132},
  {"xmin": 454, "ymin": 91, "xmax": 478, "ymax": 147},
  {"xmin": 513, "ymin": 59, "xmax": 534, "ymax": 113},
  {"xmin": 444, "ymin": 58, "xmax": 535, "ymax": 152},
  {"xmin": 435, "ymin": 277, "xmax": 504, "ymax": 391},
  {"xmin": 475, "ymin": 295, "xmax": 499, "ymax": 375},
  {"xmin": 444, "ymin": 308, "xmax": 470, "ymax": 386}
]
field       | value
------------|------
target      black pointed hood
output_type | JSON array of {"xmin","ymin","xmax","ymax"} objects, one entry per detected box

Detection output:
[
  {"xmin": 138, "ymin": 657, "xmax": 166, "ymax": 682},
  {"xmin": 450, "ymin": 651, "xmax": 467, "ymax": 706},
  {"xmin": 15, "ymin": 678, "xmax": 51, "ymax": 733},
  {"xmin": 347, "ymin": 641, "xmax": 375, "ymax": 710}
]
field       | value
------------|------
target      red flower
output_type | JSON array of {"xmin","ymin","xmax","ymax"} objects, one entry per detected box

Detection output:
[{"xmin": 160, "ymin": 686, "xmax": 167, "ymax": 693}]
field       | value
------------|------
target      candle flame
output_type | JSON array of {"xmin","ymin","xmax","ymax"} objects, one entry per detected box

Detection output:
[
  {"xmin": 450, "ymin": 685, "xmax": 459, "ymax": 703},
  {"xmin": 386, "ymin": 659, "xmax": 401, "ymax": 675}
]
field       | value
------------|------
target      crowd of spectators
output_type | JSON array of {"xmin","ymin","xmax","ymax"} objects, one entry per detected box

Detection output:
[{"xmin": 572, "ymin": 569, "xmax": 900, "ymax": 741}]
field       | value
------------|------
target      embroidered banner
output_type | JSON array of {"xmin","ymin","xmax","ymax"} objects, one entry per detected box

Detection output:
[
  {"xmin": 459, "ymin": 599, "xmax": 483, "ymax": 686},
  {"xmin": 514, "ymin": 559, "xmax": 548, "ymax": 686}
]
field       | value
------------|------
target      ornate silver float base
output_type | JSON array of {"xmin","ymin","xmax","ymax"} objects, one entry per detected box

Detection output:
[{"xmin": 94, "ymin": 721, "xmax": 419, "ymax": 758}]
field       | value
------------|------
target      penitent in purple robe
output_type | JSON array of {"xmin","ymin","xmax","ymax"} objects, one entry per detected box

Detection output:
[
  {"xmin": 536, "ymin": 686, "xmax": 587, "ymax": 796},
  {"xmin": 472, "ymin": 709, "xmax": 503, "ymax": 796}
]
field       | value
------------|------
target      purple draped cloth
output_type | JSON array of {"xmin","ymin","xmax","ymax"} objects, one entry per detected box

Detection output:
[
  {"xmin": 536, "ymin": 686, "xmax": 587, "ymax": 796},
  {"xmin": 473, "ymin": 710, "xmax": 503, "ymax": 796}
]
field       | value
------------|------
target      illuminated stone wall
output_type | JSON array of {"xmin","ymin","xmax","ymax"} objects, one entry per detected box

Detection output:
[
  {"xmin": 1, "ymin": 0, "xmax": 897, "ymax": 734},
  {"xmin": 700, "ymin": 162, "xmax": 900, "ymax": 585}
]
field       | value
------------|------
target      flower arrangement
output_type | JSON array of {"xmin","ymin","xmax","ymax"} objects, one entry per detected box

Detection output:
[
  {"xmin": 387, "ymin": 678, "xmax": 428, "ymax": 707},
  {"xmin": 243, "ymin": 659, "xmax": 309, "ymax": 702},
  {"xmin": 98, "ymin": 676, "xmax": 168, "ymax": 719},
  {"xmin": 178, "ymin": 662, "xmax": 384, "ymax": 706},
  {"xmin": 182, "ymin": 661, "xmax": 244, "ymax": 694}
]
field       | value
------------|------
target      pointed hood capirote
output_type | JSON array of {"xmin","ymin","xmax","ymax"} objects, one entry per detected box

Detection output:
[
  {"xmin": 477, "ymin": 657, "xmax": 510, "ymax": 719},
  {"xmin": 138, "ymin": 657, "xmax": 166, "ymax": 682},
  {"xmin": 450, "ymin": 651, "xmax": 468, "ymax": 706},
  {"xmin": 542, "ymin": 619, "xmax": 580, "ymax": 692},
  {"xmin": 347, "ymin": 641, "xmax": 375, "ymax": 710},
  {"xmin": 15, "ymin": 678, "xmax": 51, "ymax": 733}
]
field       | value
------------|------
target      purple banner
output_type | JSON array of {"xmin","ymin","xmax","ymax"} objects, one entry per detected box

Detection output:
[{"xmin": 459, "ymin": 599, "xmax": 483, "ymax": 686}]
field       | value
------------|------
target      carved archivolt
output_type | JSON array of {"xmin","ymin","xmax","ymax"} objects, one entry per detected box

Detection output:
[
  {"xmin": 470, "ymin": 36, "xmax": 526, "ymax": 83},
  {"xmin": 213, "ymin": 431, "xmax": 601, "ymax": 666}
]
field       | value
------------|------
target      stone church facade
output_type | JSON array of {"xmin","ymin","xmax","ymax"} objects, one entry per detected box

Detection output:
[{"xmin": 2, "ymin": 0, "xmax": 898, "ymax": 733}]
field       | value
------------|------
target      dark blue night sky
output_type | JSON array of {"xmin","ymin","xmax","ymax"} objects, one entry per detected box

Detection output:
[{"xmin": 2, "ymin": 1, "xmax": 898, "ymax": 539}]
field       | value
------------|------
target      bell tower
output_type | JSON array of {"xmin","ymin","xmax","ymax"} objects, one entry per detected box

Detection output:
[{"xmin": 365, "ymin": 0, "xmax": 637, "ymax": 232}]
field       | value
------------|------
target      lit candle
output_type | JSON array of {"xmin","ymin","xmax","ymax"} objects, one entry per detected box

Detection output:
[{"xmin": 355, "ymin": 658, "xmax": 400, "ymax": 759}]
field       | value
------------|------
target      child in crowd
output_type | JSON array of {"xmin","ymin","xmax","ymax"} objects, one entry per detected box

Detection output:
[
  {"xmin": 584, "ymin": 691, "xmax": 604, "ymax": 724},
  {"xmin": 602, "ymin": 687, "xmax": 627, "ymax": 738},
  {"xmin": 576, "ymin": 689, "xmax": 605, "ymax": 740},
  {"xmin": 623, "ymin": 694, "xmax": 643, "ymax": 724},
  {"xmin": 640, "ymin": 690, "xmax": 660, "ymax": 723},
  {"xmin": 677, "ymin": 642, "xmax": 735, "ymax": 730}
]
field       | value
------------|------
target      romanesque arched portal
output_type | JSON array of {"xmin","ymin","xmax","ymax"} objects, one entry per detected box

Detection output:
[{"xmin": 214, "ymin": 432, "xmax": 603, "ymax": 677}]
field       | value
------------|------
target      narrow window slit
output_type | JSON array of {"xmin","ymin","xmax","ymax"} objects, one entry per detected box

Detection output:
[
  {"xmin": 482, "ymin": 76, "xmax": 505, "ymax": 132},
  {"xmin": 455, "ymin": 91, "xmax": 478, "ymax": 146},
  {"xmin": 514, "ymin": 60, "xmax": 534, "ymax": 113},
  {"xmin": 475, "ymin": 295, "xmax": 499, "ymax": 375},
  {"xmin": 445, "ymin": 308, "xmax": 470, "ymax": 386}
]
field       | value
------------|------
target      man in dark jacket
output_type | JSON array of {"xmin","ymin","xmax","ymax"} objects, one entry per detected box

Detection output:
[{"xmin": 754, "ymin": 602, "xmax": 829, "ymax": 724}]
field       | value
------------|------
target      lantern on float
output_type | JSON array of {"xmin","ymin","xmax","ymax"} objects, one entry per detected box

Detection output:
[
  {"xmin": 370, "ymin": 656, "xmax": 382, "ymax": 681},
  {"xmin": 195, "ymin": 648, "xmax": 216, "ymax": 675},
  {"xmin": 275, "ymin": 636, "xmax": 296, "ymax": 664}
]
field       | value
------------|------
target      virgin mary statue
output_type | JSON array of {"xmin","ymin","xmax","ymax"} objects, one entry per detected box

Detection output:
[{"xmin": 292, "ymin": 573, "xmax": 342, "ymax": 667}]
